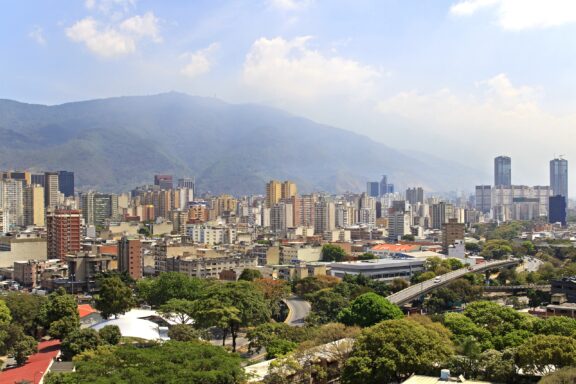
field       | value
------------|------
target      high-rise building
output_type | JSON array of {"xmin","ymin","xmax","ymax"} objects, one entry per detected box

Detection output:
[
  {"xmin": 24, "ymin": 184, "xmax": 45, "ymax": 227},
  {"xmin": 281, "ymin": 181, "xmax": 297, "ymax": 200},
  {"xmin": 57, "ymin": 171, "xmax": 75, "ymax": 197},
  {"xmin": 550, "ymin": 158, "xmax": 568, "ymax": 199},
  {"xmin": 119, "ymin": 236, "xmax": 142, "ymax": 280},
  {"xmin": 5, "ymin": 171, "xmax": 31, "ymax": 185},
  {"xmin": 366, "ymin": 182, "xmax": 380, "ymax": 198},
  {"xmin": 81, "ymin": 192, "xmax": 119, "ymax": 227},
  {"xmin": 549, "ymin": 195, "xmax": 567, "ymax": 226},
  {"xmin": 46, "ymin": 209, "xmax": 81, "ymax": 261},
  {"xmin": 406, "ymin": 187, "xmax": 424, "ymax": 205},
  {"xmin": 0, "ymin": 179, "xmax": 25, "ymax": 229},
  {"xmin": 379, "ymin": 175, "xmax": 394, "ymax": 196},
  {"xmin": 177, "ymin": 177, "xmax": 195, "ymax": 189},
  {"xmin": 475, "ymin": 185, "xmax": 492, "ymax": 214},
  {"xmin": 266, "ymin": 180, "xmax": 282, "ymax": 208},
  {"xmin": 388, "ymin": 211, "xmax": 411, "ymax": 241},
  {"xmin": 494, "ymin": 156, "xmax": 512, "ymax": 187},
  {"xmin": 31, "ymin": 174, "xmax": 45, "ymax": 187},
  {"xmin": 154, "ymin": 175, "xmax": 173, "ymax": 190},
  {"xmin": 44, "ymin": 172, "xmax": 59, "ymax": 208},
  {"xmin": 299, "ymin": 194, "xmax": 316, "ymax": 227},
  {"xmin": 431, "ymin": 202, "xmax": 454, "ymax": 229},
  {"xmin": 314, "ymin": 199, "xmax": 335, "ymax": 234}
]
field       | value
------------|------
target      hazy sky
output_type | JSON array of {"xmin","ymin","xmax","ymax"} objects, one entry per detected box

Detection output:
[{"xmin": 2, "ymin": 0, "xmax": 576, "ymax": 188}]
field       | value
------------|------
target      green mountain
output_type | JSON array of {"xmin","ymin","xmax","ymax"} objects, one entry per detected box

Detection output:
[{"xmin": 0, "ymin": 93, "xmax": 482, "ymax": 194}]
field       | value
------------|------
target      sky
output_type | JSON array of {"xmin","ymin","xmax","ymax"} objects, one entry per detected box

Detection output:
[{"xmin": 2, "ymin": 0, "xmax": 576, "ymax": 189}]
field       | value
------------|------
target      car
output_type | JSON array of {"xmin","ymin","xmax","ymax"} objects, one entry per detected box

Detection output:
[{"xmin": 433, "ymin": 277, "xmax": 442, "ymax": 283}]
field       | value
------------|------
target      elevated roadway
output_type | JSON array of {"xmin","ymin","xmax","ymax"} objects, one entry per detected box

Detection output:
[{"xmin": 386, "ymin": 258, "xmax": 521, "ymax": 306}]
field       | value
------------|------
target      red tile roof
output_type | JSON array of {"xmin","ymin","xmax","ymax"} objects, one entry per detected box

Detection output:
[
  {"xmin": 78, "ymin": 304, "xmax": 97, "ymax": 318},
  {"xmin": 371, "ymin": 243, "xmax": 420, "ymax": 252},
  {"xmin": 0, "ymin": 339, "xmax": 60, "ymax": 384}
]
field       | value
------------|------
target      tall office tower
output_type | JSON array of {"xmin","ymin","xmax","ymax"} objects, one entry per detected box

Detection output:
[
  {"xmin": 0, "ymin": 179, "xmax": 25, "ymax": 228},
  {"xmin": 406, "ymin": 187, "xmax": 424, "ymax": 205},
  {"xmin": 44, "ymin": 172, "xmax": 59, "ymax": 208},
  {"xmin": 154, "ymin": 175, "xmax": 173, "ymax": 190},
  {"xmin": 177, "ymin": 177, "xmax": 195, "ymax": 189},
  {"xmin": 366, "ymin": 182, "xmax": 380, "ymax": 198},
  {"xmin": 281, "ymin": 181, "xmax": 297, "ymax": 200},
  {"xmin": 549, "ymin": 195, "xmax": 567, "ymax": 226},
  {"xmin": 475, "ymin": 185, "xmax": 492, "ymax": 214},
  {"xmin": 550, "ymin": 157, "xmax": 568, "ymax": 199},
  {"xmin": 431, "ymin": 201, "xmax": 455, "ymax": 229},
  {"xmin": 57, "ymin": 171, "xmax": 75, "ymax": 197},
  {"xmin": 119, "ymin": 236, "xmax": 142, "ymax": 280},
  {"xmin": 270, "ymin": 202, "xmax": 294, "ymax": 233},
  {"xmin": 46, "ymin": 209, "xmax": 81, "ymax": 261},
  {"xmin": 314, "ymin": 199, "xmax": 336, "ymax": 234},
  {"xmin": 299, "ymin": 194, "xmax": 316, "ymax": 227},
  {"xmin": 266, "ymin": 180, "xmax": 282, "ymax": 208},
  {"xmin": 81, "ymin": 192, "xmax": 119, "ymax": 227},
  {"xmin": 379, "ymin": 175, "xmax": 394, "ymax": 196},
  {"xmin": 494, "ymin": 156, "xmax": 512, "ymax": 187},
  {"xmin": 31, "ymin": 174, "xmax": 45, "ymax": 187},
  {"xmin": 24, "ymin": 184, "xmax": 45, "ymax": 227}
]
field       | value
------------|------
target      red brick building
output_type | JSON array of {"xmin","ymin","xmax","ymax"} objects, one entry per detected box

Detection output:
[{"xmin": 46, "ymin": 209, "xmax": 81, "ymax": 261}]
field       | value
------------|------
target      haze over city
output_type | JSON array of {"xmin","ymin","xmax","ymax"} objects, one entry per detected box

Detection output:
[{"xmin": 2, "ymin": 0, "xmax": 576, "ymax": 188}]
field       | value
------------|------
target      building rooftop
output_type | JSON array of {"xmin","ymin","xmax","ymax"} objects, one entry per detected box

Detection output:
[
  {"xmin": 402, "ymin": 375, "xmax": 494, "ymax": 384},
  {"xmin": 0, "ymin": 339, "xmax": 61, "ymax": 384},
  {"xmin": 371, "ymin": 244, "xmax": 420, "ymax": 252}
]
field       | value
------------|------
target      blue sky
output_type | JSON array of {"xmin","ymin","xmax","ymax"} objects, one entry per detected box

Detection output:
[{"xmin": 2, "ymin": 0, "xmax": 576, "ymax": 187}]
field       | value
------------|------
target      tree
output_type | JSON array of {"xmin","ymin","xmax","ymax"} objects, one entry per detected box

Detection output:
[
  {"xmin": 443, "ymin": 312, "xmax": 493, "ymax": 350},
  {"xmin": 477, "ymin": 349, "xmax": 516, "ymax": 383},
  {"xmin": 3, "ymin": 292, "xmax": 47, "ymax": 336},
  {"xmin": 515, "ymin": 335, "xmax": 576, "ymax": 375},
  {"xmin": 41, "ymin": 288, "xmax": 80, "ymax": 340},
  {"xmin": 321, "ymin": 244, "xmax": 346, "ymax": 262},
  {"xmin": 462, "ymin": 301, "xmax": 535, "ymax": 338},
  {"xmin": 341, "ymin": 319, "xmax": 454, "ymax": 383},
  {"xmin": 337, "ymin": 292, "xmax": 403, "ymax": 327},
  {"xmin": 168, "ymin": 324, "xmax": 206, "ymax": 342},
  {"xmin": 480, "ymin": 239, "xmax": 513, "ymax": 260},
  {"xmin": 194, "ymin": 281, "xmax": 271, "ymax": 352},
  {"xmin": 253, "ymin": 278, "xmax": 291, "ymax": 319},
  {"xmin": 294, "ymin": 276, "xmax": 340, "ymax": 296},
  {"xmin": 0, "ymin": 300, "xmax": 12, "ymax": 325},
  {"xmin": 357, "ymin": 252, "xmax": 376, "ymax": 260},
  {"xmin": 9, "ymin": 335, "xmax": 38, "ymax": 366},
  {"xmin": 45, "ymin": 341, "xmax": 246, "ymax": 384},
  {"xmin": 465, "ymin": 242, "xmax": 481, "ymax": 252},
  {"xmin": 98, "ymin": 325, "xmax": 121, "ymax": 345},
  {"xmin": 401, "ymin": 234, "xmax": 415, "ymax": 241},
  {"xmin": 388, "ymin": 278, "xmax": 409, "ymax": 293},
  {"xmin": 95, "ymin": 276, "xmax": 135, "ymax": 319},
  {"xmin": 246, "ymin": 322, "xmax": 309, "ymax": 354},
  {"xmin": 136, "ymin": 272, "xmax": 211, "ymax": 306},
  {"xmin": 158, "ymin": 299, "xmax": 196, "ymax": 324},
  {"xmin": 266, "ymin": 339, "xmax": 298, "ymax": 359},
  {"xmin": 413, "ymin": 271, "xmax": 436, "ymax": 283},
  {"xmin": 534, "ymin": 316, "xmax": 576, "ymax": 337},
  {"xmin": 61, "ymin": 328, "xmax": 102, "ymax": 360},
  {"xmin": 238, "ymin": 268, "xmax": 263, "ymax": 281},
  {"xmin": 307, "ymin": 288, "xmax": 349, "ymax": 324}
]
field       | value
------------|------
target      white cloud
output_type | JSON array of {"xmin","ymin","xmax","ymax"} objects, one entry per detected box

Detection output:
[
  {"xmin": 450, "ymin": 0, "xmax": 576, "ymax": 30},
  {"xmin": 29, "ymin": 26, "xmax": 46, "ymax": 45},
  {"xmin": 66, "ymin": 11, "xmax": 160, "ymax": 57},
  {"xmin": 269, "ymin": 0, "xmax": 313, "ymax": 11},
  {"xmin": 180, "ymin": 43, "xmax": 219, "ymax": 78},
  {"xmin": 243, "ymin": 36, "xmax": 381, "ymax": 102},
  {"xmin": 85, "ymin": 0, "xmax": 137, "ymax": 15},
  {"xmin": 120, "ymin": 12, "xmax": 161, "ymax": 42}
]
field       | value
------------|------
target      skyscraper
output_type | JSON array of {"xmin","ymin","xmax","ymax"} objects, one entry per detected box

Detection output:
[
  {"xmin": 58, "ymin": 171, "xmax": 75, "ymax": 197},
  {"xmin": 379, "ymin": 175, "xmax": 394, "ymax": 196},
  {"xmin": 494, "ymin": 156, "xmax": 512, "ymax": 187},
  {"xmin": 154, "ymin": 175, "xmax": 173, "ymax": 190},
  {"xmin": 550, "ymin": 157, "xmax": 568, "ymax": 199},
  {"xmin": 24, "ymin": 184, "xmax": 44, "ymax": 227},
  {"xmin": 549, "ymin": 195, "xmax": 567, "ymax": 226},
  {"xmin": 406, "ymin": 187, "xmax": 424, "ymax": 205},
  {"xmin": 44, "ymin": 172, "xmax": 59, "ymax": 208},
  {"xmin": 281, "ymin": 181, "xmax": 297, "ymax": 200},
  {"xmin": 366, "ymin": 182, "xmax": 380, "ymax": 198},
  {"xmin": 266, "ymin": 180, "xmax": 282, "ymax": 208},
  {"xmin": 46, "ymin": 209, "xmax": 81, "ymax": 261}
]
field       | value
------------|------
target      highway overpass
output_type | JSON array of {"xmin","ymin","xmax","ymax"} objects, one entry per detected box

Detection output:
[{"xmin": 386, "ymin": 258, "xmax": 521, "ymax": 306}]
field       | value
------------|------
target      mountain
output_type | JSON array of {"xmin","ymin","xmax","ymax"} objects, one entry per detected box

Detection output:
[{"xmin": 0, "ymin": 93, "xmax": 483, "ymax": 195}]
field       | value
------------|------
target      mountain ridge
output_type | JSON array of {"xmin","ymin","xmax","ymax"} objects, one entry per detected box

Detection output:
[{"xmin": 0, "ymin": 93, "xmax": 483, "ymax": 194}]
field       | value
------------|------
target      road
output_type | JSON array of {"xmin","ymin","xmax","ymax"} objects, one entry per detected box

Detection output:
[
  {"xmin": 386, "ymin": 259, "xmax": 521, "ymax": 306},
  {"xmin": 283, "ymin": 296, "xmax": 311, "ymax": 326},
  {"xmin": 518, "ymin": 256, "xmax": 543, "ymax": 273}
]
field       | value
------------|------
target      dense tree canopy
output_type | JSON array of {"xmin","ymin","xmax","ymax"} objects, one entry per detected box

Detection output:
[
  {"xmin": 238, "ymin": 268, "xmax": 263, "ymax": 281},
  {"xmin": 41, "ymin": 288, "xmax": 80, "ymax": 340},
  {"xmin": 3, "ymin": 292, "xmax": 47, "ymax": 336},
  {"xmin": 136, "ymin": 272, "xmax": 211, "ymax": 306},
  {"xmin": 341, "ymin": 319, "xmax": 454, "ymax": 383},
  {"xmin": 337, "ymin": 292, "xmax": 403, "ymax": 328},
  {"xmin": 45, "ymin": 341, "xmax": 246, "ymax": 384},
  {"xmin": 321, "ymin": 244, "xmax": 347, "ymax": 262},
  {"xmin": 515, "ymin": 335, "xmax": 576, "ymax": 376}
]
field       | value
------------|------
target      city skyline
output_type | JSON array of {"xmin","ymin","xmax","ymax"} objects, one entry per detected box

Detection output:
[{"xmin": 2, "ymin": 1, "xmax": 576, "ymax": 186}]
